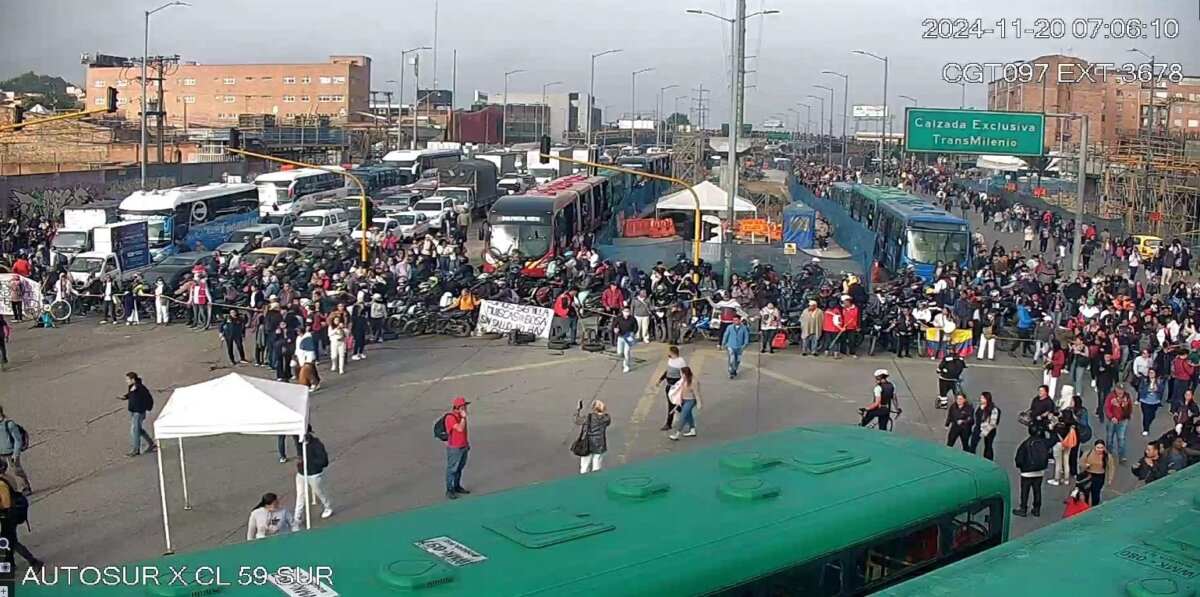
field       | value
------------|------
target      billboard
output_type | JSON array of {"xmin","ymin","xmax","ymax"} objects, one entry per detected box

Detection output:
[
  {"xmin": 853, "ymin": 105, "xmax": 888, "ymax": 119},
  {"xmin": 618, "ymin": 119, "xmax": 656, "ymax": 130}
]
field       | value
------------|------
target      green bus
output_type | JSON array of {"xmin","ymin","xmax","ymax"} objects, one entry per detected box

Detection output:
[
  {"xmin": 22, "ymin": 425, "xmax": 1009, "ymax": 596},
  {"xmin": 881, "ymin": 464, "xmax": 1200, "ymax": 597}
]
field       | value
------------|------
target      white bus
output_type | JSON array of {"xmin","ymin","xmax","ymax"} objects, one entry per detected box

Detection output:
[
  {"xmin": 382, "ymin": 148, "xmax": 462, "ymax": 180},
  {"xmin": 119, "ymin": 183, "xmax": 259, "ymax": 258},
  {"xmin": 254, "ymin": 167, "xmax": 348, "ymax": 217}
]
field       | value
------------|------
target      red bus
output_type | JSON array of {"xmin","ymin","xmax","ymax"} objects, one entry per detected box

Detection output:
[{"xmin": 482, "ymin": 173, "xmax": 618, "ymax": 277}]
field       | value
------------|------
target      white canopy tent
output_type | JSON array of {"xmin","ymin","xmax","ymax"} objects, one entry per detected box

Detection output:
[
  {"xmin": 152, "ymin": 373, "xmax": 310, "ymax": 553},
  {"xmin": 655, "ymin": 181, "xmax": 758, "ymax": 214}
]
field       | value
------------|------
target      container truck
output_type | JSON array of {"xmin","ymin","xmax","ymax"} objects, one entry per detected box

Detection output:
[
  {"xmin": 434, "ymin": 159, "xmax": 500, "ymax": 215},
  {"xmin": 52, "ymin": 201, "xmax": 121, "ymax": 256},
  {"xmin": 66, "ymin": 221, "xmax": 152, "ymax": 286},
  {"xmin": 475, "ymin": 152, "xmax": 519, "ymax": 177}
]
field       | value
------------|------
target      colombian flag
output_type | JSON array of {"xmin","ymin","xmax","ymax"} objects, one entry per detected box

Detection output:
[{"xmin": 924, "ymin": 328, "xmax": 976, "ymax": 358}]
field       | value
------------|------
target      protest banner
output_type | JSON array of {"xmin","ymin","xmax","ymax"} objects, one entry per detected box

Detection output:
[{"xmin": 476, "ymin": 300, "xmax": 555, "ymax": 338}]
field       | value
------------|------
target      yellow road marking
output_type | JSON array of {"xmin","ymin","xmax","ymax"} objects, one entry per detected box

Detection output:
[
  {"xmin": 745, "ymin": 364, "xmax": 857, "ymax": 405},
  {"xmin": 393, "ymin": 355, "xmax": 603, "ymax": 388}
]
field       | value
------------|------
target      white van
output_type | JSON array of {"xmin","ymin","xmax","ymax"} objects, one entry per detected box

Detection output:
[{"xmin": 293, "ymin": 208, "xmax": 350, "ymax": 239}]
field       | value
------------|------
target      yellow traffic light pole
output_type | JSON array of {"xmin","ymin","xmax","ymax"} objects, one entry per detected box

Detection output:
[
  {"xmin": 541, "ymin": 153, "xmax": 703, "ymax": 281},
  {"xmin": 0, "ymin": 106, "xmax": 112, "ymax": 133},
  {"xmin": 225, "ymin": 147, "xmax": 370, "ymax": 263}
]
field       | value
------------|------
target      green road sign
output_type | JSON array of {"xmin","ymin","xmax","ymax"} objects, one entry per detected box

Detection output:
[{"xmin": 905, "ymin": 108, "xmax": 1045, "ymax": 156}]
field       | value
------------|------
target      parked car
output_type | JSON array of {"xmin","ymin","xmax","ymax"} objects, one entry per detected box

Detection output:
[
  {"xmin": 260, "ymin": 213, "xmax": 297, "ymax": 234},
  {"xmin": 411, "ymin": 197, "xmax": 455, "ymax": 228},
  {"xmin": 215, "ymin": 224, "xmax": 286, "ymax": 255},
  {"xmin": 294, "ymin": 208, "xmax": 351, "ymax": 239},
  {"xmin": 390, "ymin": 211, "xmax": 431, "ymax": 242},
  {"xmin": 141, "ymin": 252, "xmax": 217, "ymax": 292},
  {"xmin": 242, "ymin": 247, "xmax": 301, "ymax": 269},
  {"xmin": 351, "ymin": 216, "xmax": 402, "ymax": 241}
]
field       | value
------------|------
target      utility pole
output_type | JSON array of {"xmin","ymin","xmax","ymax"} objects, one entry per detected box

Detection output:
[
  {"xmin": 723, "ymin": 0, "xmax": 746, "ymax": 289},
  {"xmin": 412, "ymin": 54, "xmax": 420, "ymax": 150},
  {"xmin": 1073, "ymin": 115, "xmax": 1088, "ymax": 272},
  {"xmin": 692, "ymin": 84, "xmax": 709, "ymax": 131}
]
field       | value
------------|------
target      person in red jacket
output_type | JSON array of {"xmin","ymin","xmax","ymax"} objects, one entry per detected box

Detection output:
[
  {"xmin": 601, "ymin": 282, "xmax": 625, "ymax": 313},
  {"xmin": 553, "ymin": 289, "xmax": 580, "ymax": 344},
  {"xmin": 821, "ymin": 303, "xmax": 843, "ymax": 358},
  {"xmin": 838, "ymin": 295, "xmax": 860, "ymax": 358},
  {"xmin": 11, "ymin": 255, "xmax": 31, "ymax": 277},
  {"xmin": 1170, "ymin": 351, "xmax": 1194, "ymax": 414},
  {"xmin": 1104, "ymin": 385, "xmax": 1133, "ymax": 463}
]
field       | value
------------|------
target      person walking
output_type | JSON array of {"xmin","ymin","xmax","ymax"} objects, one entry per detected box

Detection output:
[
  {"xmin": 668, "ymin": 366, "xmax": 701, "ymax": 440},
  {"xmin": 0, "ymin": 314, "xmax": 10, "ymax": 371},
  {"xmin": 630, "ymin": 289, "xmax": 652, "ymax": 343},
  {"xmin": 1079, "ymin": 439, "xmax": 1117, "ymax": 506},
  {"xmin": 1138, "ymin": 368, "xmax": 1165, "ymax": 437},
  {"xmin": 971, "ymin": 391, "xmax": 1000, "ymax": 460},
  {"xmin": 293, "ymin": 428, "xmax": 334, "ymax": 526},
  {"xmin": 1012, "ymin": 426, "xmax": 1050, "ymax": 517},
  {"xmin": 654, "ymin": 346, "xmax": 687, "ymax": 431},
  {"xmin": 220, "ymin": 311, "xmax": 248, "ymax": 366},
  {"xmin": 443, "ymin": 397, "xmax": 471, "ymax": 500},
  {"xmin": 612, "ymin": 306, "xmax": 638, "ymax": 374},
  {"xmin": 1104, "ymin": 384, "xmax": 1133, "ymax": 464},
  {"xmin": 758, "ymin": 301, "xmax": 782, "ymax": 354},
  {"xmin": 246, "ymin": 492, "xmax": 295, "ymax": 541},
  {"xmin": 327, "ymin": 315, "xmax": 348, "ymax": 375},
  {"xmin": 0, "ymin": 458, "xmax": 41, "ymax": 571},
  {"xmin": 117, "ymin": 372, "xmax": 156, "ymax": 458},
  {"xmin": 572, "ymin": 400, "xmax": 611, "ymax": 473},
  {"xmin": 295, "ymin": 329, "xmax": 321, "ymax": 391},
  {"xmin": 349, "ymin": 301, "xmax": 369, "ymax": 361},
  {"xmin": 0, "ymin": 407, "xmax": 30, "ymax": 497},
  {"xmin": 945, "ymin": 393, "xmax": 974, "ymax": 451},
  {"xmin": 722, "ymin": 315, "xmax": 750, "ymax": 378}
]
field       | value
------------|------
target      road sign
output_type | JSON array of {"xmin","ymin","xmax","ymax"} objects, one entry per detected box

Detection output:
[{"xmin": 905, "ymin": 108, "xmax": 1045, "ymax": 157}]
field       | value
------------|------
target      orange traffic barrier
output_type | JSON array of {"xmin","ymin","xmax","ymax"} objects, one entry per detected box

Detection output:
[
  {"xmin": 738, "ymin": 218, "xmax": 769, "ymax": 235},
  {"xmin": 767, "ymin": 222, "xmax": 783, "ymax": 241},
  {"xmin": 647, "ymin": 218, "xmax": 677, "ymax": 238},
  {"xmin": 623, "ymin": 218, "xmax": 652, "ymax": 238}
]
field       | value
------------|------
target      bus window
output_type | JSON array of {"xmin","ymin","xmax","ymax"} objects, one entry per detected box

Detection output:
[
  {"xmin": 716, "ymin": 558, "xmax": 845, "ymax": 597},
  {"xmin": 856, "ymin": 523, "xmax": 940, "ymax": 589},
  {"xmin": 951, "ymin": 500, "xmax": 1000, "ymax": 553}
]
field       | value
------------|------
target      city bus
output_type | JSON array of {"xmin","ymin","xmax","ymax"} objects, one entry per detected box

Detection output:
[
  {"xmin": 118, "ymin": 183, "xmax": 259, "ymax": 259},
  {"xmin": 20, "ymin": 425, "xmax": 1009, "ymax": 597},
  {"xmin": 616, "ymin": 152, "xmax": 672, "ymax": 178},
  {"xmin": 882, "ymin": 464, "xmax": 1200, "ymax": 596},
  {"xmin": 381, "ymin": 147, "xmax": 462, "ymax": 181},
  {"xmin": 253, "ymin": 167, "xmax": 347, "ymax": 217},
  {"xmin": 482, "ymin": 173, "xmax": 620, "ymax": 276},
  {"xmin": 344, "ymin": 164, "xmax": 405, "ymax": 196}
]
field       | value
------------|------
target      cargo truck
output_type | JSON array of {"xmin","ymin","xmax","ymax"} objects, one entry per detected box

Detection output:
[
  {"xmin": 66, "ymin": 221, "xmax": 152, "ymax": 286},
  {"xmin": 51, "ymin": 201, "xmax": 122, "ymax": 256},
  {"xmin": 434, "ymin": 159, "xmax": 500, "ymax": 215},
  {"xmin": 475, "ymin": 152, "xmax": 519, "ymax": 177}
]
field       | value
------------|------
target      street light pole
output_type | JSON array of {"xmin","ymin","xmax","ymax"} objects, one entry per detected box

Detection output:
[
  {"xmin": 657, "ymin": 84, "xmax": 678, "ymax": 147},
  {"xmin": 502, "ymin": 68, "xmax": 525, "ymax": 146},
  {"xmin": 807, "ymin": 94, "xmax": 826, "ymax": 166},
  {"xmin": 630, "ymin": 67, "xmax": 654, "ymax": 145},
  {"xmin": 399, "ymin": 46, "xmax": 430, "ymax": 150},
  {"xmin": 587, "ymin": 49, "xmax": 622, "ymax": 148},
  {"xmin": 141, "ymin": 1, "xmax": 188, "ymax": 189},
  {"xmin": 822, "ymin": 70, "xmax": 849, "ymax": 168},
  {"xmin": 540, "ymin": 81, "xmax": 563, "ymax": 142},
  {"xmin": 853, "ymin": 50, "xmax": 889, "ymax": 183},
  {"xmin": 815, "ymin": 84, "xmax": 835, "ymax": 166}
]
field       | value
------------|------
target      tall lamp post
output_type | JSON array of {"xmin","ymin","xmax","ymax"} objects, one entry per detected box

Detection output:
[
  {"xmin": 852, "ymin": 49, "xmax": 889, "ymax": 183},
  {"xmin": 502, "ymin": 69, "xmax": 525, "ymax": 146},
  {"xmin": 822, "ymin": 70, "xmax": 849, "ymax": 168},
  {"xmin": 587, "ymin": 49, "xmax": 622, "ymax": 147},
  {"xmin": 815, "ymin": 84, "xmax": 835, "ymax": 166},
  {"xmin": 656, "ymin": 84, "xmax": 678, "ymax": 147},
  {"xmin": 952, "ymin": 81, "xmax": 966, "ymax": 108},
  {"xmin": 686, "ymin": 3, "xmax": 780, "ymax": 288},
  {"xmin": 899, "ymin": 95, "xmax": 918, "ymax": 169},
  {"xmin": 540, "ymin": 81, "xmax": 563, "ymax": 142},
  {"xmin": 674, "ymin": 94, "xmax": 690, "ymax": 128},
  {"xmin": 141, "ymin": 1, "xmax": 189, "ymax": 189},
  {"xmin": 786, "ymin": 108, "xmax": 801, "ymax": 139},
  {"xmin": 806, "ymin": 94, "xmax": 827, "ymax": 166},
  {"xmin": 630, "ymin": 67, "xmax": 654, "ymax": 145},
  {"xmin": 398, "ymin": 46, "xmax": 430, "ymax": 150}
]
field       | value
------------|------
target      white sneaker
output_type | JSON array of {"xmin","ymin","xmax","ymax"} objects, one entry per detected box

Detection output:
[
  {"xmin": 338, "ymin": 369, "xmax": 344, "ymax": 375},
  {"xmin": 622, "ymin": 365, "xmax": 630, "ymax": 373},
  {"xmin": 279, "ymin": 457, "xmax": 287, "ymax": 463},
  {"xmin": 321, "ymin": 508, "xmax": 333, "ymax": 519},
  {"xmin": 360, "ymin": 354, "xmax": 367, "ymax": 359},
  {"xmin": 1047, "ymin": 479, "xmax": 1059, "ymax": 486},
  {"xmin": 683, "ymin": 430, "xmax": 697, "ymax": 437},
  {"xmin": 1142, "ymin": 431, "xmax": 1149, "ymax": 436},
  {"xmin": 331, "ymin": 366, "xmax": 338, "ymax": 372},
  {"xmin": 667, "ymin": 432, "xmax": 680, "ymax": 441}
]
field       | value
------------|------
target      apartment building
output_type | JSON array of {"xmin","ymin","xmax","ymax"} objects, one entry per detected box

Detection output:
[
  {"xmin": 987, "ymin": 54, "xmax": 1200, "ymax": 148},
  {"xmin": 83, "ymin": 55, "xmax": 371, "ymax": 127}
]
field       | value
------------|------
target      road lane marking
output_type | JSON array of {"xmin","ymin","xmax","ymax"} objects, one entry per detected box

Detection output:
[
  {"xmin": 743, "ymin": 364, "xmax": 857, "ymax": 404},
  {"xmin": 618, "ymin": 351, "xmax": 672, "ymax": 464},
  {"xmin": 393, "ymin": 355, "xmax": 604, "ymax": 389}
]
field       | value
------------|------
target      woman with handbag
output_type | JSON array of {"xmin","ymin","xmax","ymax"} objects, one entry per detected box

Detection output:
[
  {"xmin": 1048, "ymin": 407, "xmax": 1079, "ymax": 486},
  {"xmin": 1079, "ymin": 439, "xmax": 1117, "ymax": 505},
  {"xmin": 572, "ymin": 400, "xmax": 611, "ymax": 474},
  {"xmin": 668, "ymin": 367, "xmax": 701, "ymax": 440}
]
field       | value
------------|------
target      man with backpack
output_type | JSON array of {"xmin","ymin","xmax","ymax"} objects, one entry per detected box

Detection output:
[
  {"xmin": 294, "ymin": 427, "xmax": 334, "ymax": 527},
  {"xmin": 435, "ymin": 397, "xmax": 471, "ymax": 500},
  {"xmin": 0, "ymin": 457, "xmax": 41, "ymax": 572},
  {"xmin": 118, "ymin": 372, "xmax": 156, "ymax": 457},
  {"xmin": 0, "ymin": 407, "xmax": 31, "ymax": 495},
  {"xmin": 1013, "ymin": 425, "xmax": 1051, "ymax": 517}
]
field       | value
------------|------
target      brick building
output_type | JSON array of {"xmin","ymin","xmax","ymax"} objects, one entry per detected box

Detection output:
[
  {"xmin": 83, "ymin": 55, "xmax": 371, "ymax": 128},
  {"xmin": 987, "ymin": 54, "xmax": 1200, "ymax": 148}
]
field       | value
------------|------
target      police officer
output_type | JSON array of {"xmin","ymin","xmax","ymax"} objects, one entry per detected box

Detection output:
[{"xmin": 861, "ymin": 369, "xmax": 897, "ymax": 431}]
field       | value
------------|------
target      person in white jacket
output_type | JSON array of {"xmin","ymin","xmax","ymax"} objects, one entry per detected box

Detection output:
[
  {"xmin": 327, "ymin": 316, "xmax": 348, "ymax": 375},
  {"xmin": 153, "ymin": 278, "xmax": 170, "ymax": 325}
]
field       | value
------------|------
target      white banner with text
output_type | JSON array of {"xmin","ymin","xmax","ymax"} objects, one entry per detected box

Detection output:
[{"xmin": 476, "ymin": 300, "xmax": 555, "ymax": 338}]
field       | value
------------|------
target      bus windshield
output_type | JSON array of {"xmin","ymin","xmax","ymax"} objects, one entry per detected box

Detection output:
[
  {"xmin": 491, "ymin": 223, "xmax": 551, "ymax": 258},
  {"xmin": 906, "ymin": 229, "xmax": 969, "ymax": 265}
]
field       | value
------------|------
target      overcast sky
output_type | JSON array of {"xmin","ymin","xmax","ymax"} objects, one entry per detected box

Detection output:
[{"xmin": 2, "ymin": 0, "xmax": 1195, "ymax": 125}]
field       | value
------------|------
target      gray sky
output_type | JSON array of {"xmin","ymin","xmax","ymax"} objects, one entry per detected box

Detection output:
[{"xmin": 2, "ymin": 0, "xmax": 1195, "ymax": 125}]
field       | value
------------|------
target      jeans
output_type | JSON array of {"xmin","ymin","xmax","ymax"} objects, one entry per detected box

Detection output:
[
  {"xmin": 616, "ymin": 335, "xmax": 635, "ymax": 370},
  {"xmin": 446, "ymin": 446, "xmax": 469, "ymax": 492},
  {"xmin": 130, "ymin": 411, "xmax": 154, "ymax": 455},
  {"xmin": 1107, "ymin": 419, "xmax": 1128, "ymax": 459},
  {"xmin": 370, "ymin": 318, "xmax": 385, "ymax": 343},
  {"xmin": 971, "ymin": 430, "xmax": 996, "ymax": 460},
  {"xmin": 191, "ymin": 304, "xmax": 209, "ymax": 329},
  {"xmin": 277, "ymin": 435, "xmax": 302, "ymax": 460},
  {"xmin": 727, "ymin": 348, "xmax": 744, "ymax": 375},
  {"xmin": 566, "ymin": 317, "xmax": 578, "ymax": 344},
  {"xmin": 1088, "ymin": 473, "xmax": 1106, "ymax": 505},
  {"xmin": 294, "ymin": 472, "xmax": 333, "ymax": 526},
  {"xmin": 677, "ymin": 399, "xmax": 697, "ymax": 433},
  {"xmin": 802, "ymin": 334, "xmax": 820, "ymax": 355},
  {"xmin": 225, "ymin": 337, "xmax": 246, "ymax": 364},
  {"xmin": 760, "ymin": 328, "xmax": 777, "ymax": 352},
  {"xmin": 1140, "ymin": 402, "xmax": 1160, "ymax": 433}
]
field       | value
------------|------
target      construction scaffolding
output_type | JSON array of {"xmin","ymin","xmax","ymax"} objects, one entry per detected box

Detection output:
[
  {"xmin": 671, "ymin": 127, "xmax": 707, "ymax": 189},
  {"xmin": 1103, "ymin": 134, "xmax": 1200, "ymax": 242}
]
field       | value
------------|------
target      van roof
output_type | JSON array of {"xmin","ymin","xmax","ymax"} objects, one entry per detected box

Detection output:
[{"xmin": 298, "ymin": 208, "xmax": 347, "ymax": 217}]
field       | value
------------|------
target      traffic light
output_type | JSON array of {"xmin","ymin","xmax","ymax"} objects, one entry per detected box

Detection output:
[
  {"xmin": 105, "ymin": 87, "xmax": 118, "ymax": 113},
  {"xmin": 228, "ymin": 128, "xmax": 241, "ymax": 150},
  {"xmin": 539, "ymin": 135, "xmax": 551, "ymax": 164},
  {"xmin": 11, "ymin": 106, "xmax": 24, "ymax": 131},
  {"xmin": 363, "ymin": 198, "xmax": 375, "ymax": 223}
]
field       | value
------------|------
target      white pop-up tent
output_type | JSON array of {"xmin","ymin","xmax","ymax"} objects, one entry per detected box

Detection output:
[
  {"xmin": 152, "ymin": 373, "xmax": 310, "ymax": 553},
  {"xmin": 654, "ymin": 181, "xmax": 758, "ymax": 214}
]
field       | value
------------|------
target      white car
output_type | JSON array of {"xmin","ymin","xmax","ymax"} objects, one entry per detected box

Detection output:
[
  {"xmin": 351, "ymin": 217, "xmax": 402, "ymax": 241},
  {"xmin": 411, "ymin": 197, "xmax": 455, "ymax": 228},
  {"xmin": 390, "ymin": 211, "xmax": 431, "ymax": 241}
]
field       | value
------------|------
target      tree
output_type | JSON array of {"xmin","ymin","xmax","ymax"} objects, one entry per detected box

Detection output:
[
  {"xmin": 2, "ymin": 71, "xmax": 79, "ymax": 111},
  {"xmin": 666, "ymin": 112, "xmax": 690, "ymax": 127}
]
